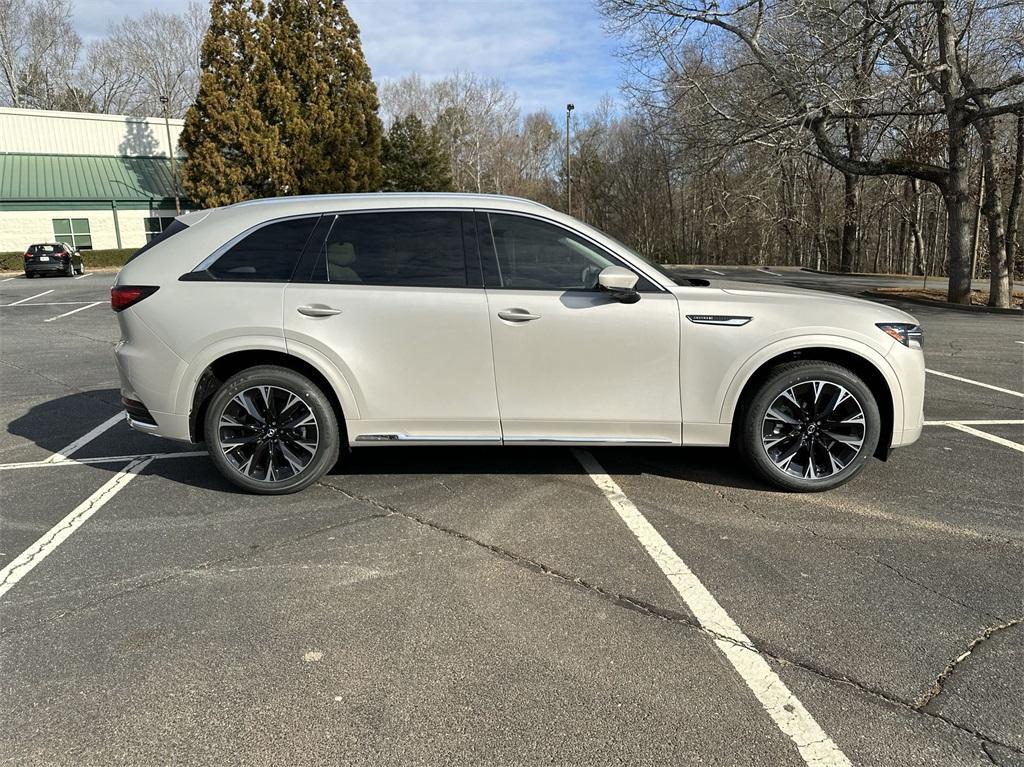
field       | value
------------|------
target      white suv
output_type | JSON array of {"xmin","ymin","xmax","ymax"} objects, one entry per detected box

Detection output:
[{"xmin": 112, "ymin": 193, "xmax": 925, "ymax": 494}]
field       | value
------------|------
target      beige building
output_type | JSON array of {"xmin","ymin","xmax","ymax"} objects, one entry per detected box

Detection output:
[{"xmin": 0, "ymin": 108, "xmax": 186, "ymax": 252}]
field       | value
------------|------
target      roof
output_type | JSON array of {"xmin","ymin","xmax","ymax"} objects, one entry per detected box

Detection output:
[{"xmin": 0, "ymin": 153, "xmax": 180, "ymax": 203}]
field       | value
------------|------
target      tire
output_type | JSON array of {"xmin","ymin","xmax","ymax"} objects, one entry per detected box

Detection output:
[
  {"xmin": 204, "ymin": 365, "xmax": 340, "ymax": 495},
  {"xmin": 75, "ymin": 263, "xmax": 84, "ymax": 275},
  {"xmin": 64, "ymin": 259, "xmax": 74, "ymax": 277},
  {"xmin": 24, "ymin": 272, "xmax": 34, "ymax": 278},
  {"xmin": 739, "ymin": 361, "xmax": 880, "ymax": 492}
]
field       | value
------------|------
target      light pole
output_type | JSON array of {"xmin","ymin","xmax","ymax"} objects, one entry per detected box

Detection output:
[
  {"xmin": 159, "ymin": 95, "xmax": 181, "ymax": 215},
  {"xmin": 565, "ymin": 103, "xmax": 574, "ymax": 215}
]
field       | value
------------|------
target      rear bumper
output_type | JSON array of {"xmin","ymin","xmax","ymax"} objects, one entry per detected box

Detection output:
[
  {"xmin": 114, "ymin": 310, "xmax": 193, "ymax": 443},
  {"xmin": 24, "ymin": 262, "xmax": 68, "ymax": 274}
]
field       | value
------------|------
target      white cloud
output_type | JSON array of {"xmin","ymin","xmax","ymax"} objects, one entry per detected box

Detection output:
[{"xmin": 71, "ymin": 0, "xmax": 622, "ymax": 114}]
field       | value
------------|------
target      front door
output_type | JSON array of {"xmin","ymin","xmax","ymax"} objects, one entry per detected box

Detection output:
[
  {"xmin": 479, "ymin": 212, "xmax": 681, "ymax": 444},
  {"xmin": 283, "ymin": 210, "xmax": 500, "ymax": 444}
]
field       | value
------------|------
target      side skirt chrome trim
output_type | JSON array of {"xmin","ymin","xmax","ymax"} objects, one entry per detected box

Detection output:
[
  {"xmin": 354, "ymin": 434, "xmax": 675, "ymax": 446},
  {"xmin": 503, "ymin": 436, "xmax": 675, "ymax": 445},
  {"xmin": 355, "ymin": 434, "xmax": 502, "ymax": 443}
]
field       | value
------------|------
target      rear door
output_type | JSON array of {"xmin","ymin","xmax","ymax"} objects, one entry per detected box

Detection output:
[
  {"xmin": 283, "ymin": 209, "xmax": 500, "ymax": 444},
  {"xmin": 479, "ymin": 211, "xmax": 681, "ymax": 444}
]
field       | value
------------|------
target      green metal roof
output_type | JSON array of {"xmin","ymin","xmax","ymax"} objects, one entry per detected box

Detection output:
[{"xmin": 0, "ymin": 153, "xmax": 181, "ymax": 204}]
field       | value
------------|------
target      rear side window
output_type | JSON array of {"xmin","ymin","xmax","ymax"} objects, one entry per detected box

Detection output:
[
  {"xmin": 127, "ymin": 219, "xmax": 189, "ymax": 263},
  {"xmin": 312, "ymin": 211, "xmax": 467, "ymax": 287},
  {"xmin": 209, "ymin": 217, "xmax": 318, "ymax": 281}
]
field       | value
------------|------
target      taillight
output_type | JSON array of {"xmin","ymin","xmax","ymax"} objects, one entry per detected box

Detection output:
[
  {"xmin": 111, "ymin": 285, "xmax": 159, "ymax": 312},
  {"xmin": 23, "ymin": 252, "xmax": 31, "ymax": 260}
]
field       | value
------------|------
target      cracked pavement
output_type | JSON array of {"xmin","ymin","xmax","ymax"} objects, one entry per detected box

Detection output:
[{"xmin": 1, "ymin": 270, "xmax": 1021, "ymax": 766}]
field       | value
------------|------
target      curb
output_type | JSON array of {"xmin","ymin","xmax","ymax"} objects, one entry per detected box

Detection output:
[
  {"xmin": 0, "ymin": 267, "xmax": 120, "ymax": 277},
  {"xmin": 861, "ymin": 290, "xmax": 1024, "ymax": 316},
  {"xmin": 801, "ymin": 267, "xmax": 918, "ymax": 278}
]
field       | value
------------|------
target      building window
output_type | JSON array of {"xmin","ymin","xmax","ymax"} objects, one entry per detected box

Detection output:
[
  {"xmin": 144, "ymin": 216, "xmax": 176, "ymax": 242},
  {"xmin": 53, "ymin": 218, "xmax": 92, "ymax": 250}
]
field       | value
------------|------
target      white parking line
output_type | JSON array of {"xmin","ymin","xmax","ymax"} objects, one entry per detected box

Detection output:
[
  {"xmin": 73, "ymin": 272, "xmax": 92, "ymax": 280},
  {"xmin": 43, "ymin": 301, "xmax": 102, "ymax": 322},
  {"xmin": 925, "ymin": 369, "xmax": 1023, "ymax": 398},
  {"xmin": 0, "ymin": 456, "xmax": 153, "ymax": 600},
  {"xmin": 573, "ymin": 449, "xmax": 850, "ymax": 767},
  {"xmin": 759, "ymin": 267, "xmax": 783, "ymax": 276},
  {"xmin": 43, "ymin": 412, "xmax": 125, "ymax": 464},
  {"xmin": 937, "ymin": 423, "xmax": 1024, "ymax": 453},
  {"xmin": 1, "ymin": 276, "xmax": 15, "ymax": 282},
  {"xmin": 924, "ymin": 419, "xmax": 1024, "ymax": 426},
  {"xmin": 704, "ymin": 268, "xmax": 725, "ymax": 275},
  {"xmin": 6, "ymin": 289, "xmax": 53, "ymax": 306},
  {"xmin": 3, "ymin": 300, "xmax": 105, "ymax": 307},
  {"xmin": 0, "ymin": 450, "xmax": 205, "ymax": 471}
]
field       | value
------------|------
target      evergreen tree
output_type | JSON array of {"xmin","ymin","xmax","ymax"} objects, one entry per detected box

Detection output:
[
  {"xmin": 180, "ymin": 0, "xmax": 383, "ymax": 207},
  {"xmin": 265, "ymin": 0, "xmax": 383, "ymax": 194},
  {"xmin": 382, "ymin": 114, "xmax": 454, "ymax": 192},
  {"xmin": 179, "ymin": 0, "xmax": 289, "ymax": 207}
]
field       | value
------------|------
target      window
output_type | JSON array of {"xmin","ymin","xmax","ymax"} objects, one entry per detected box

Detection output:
[
  {"xmin": 52, "ymin": 218, "xmax": 92, "ymax": 250},
  {"xmin": 484, "ymin": 213, "xmax": 648, "ymax": 291},
  {"xmin": 314, "ymin": 211, "xmax": 467, "ymax": 287},
  {"xmin": 208, "ymin": 217, "xmax": 317, "ymax": 281},
  {"xmin": 144, "ymin": 216, "xmax": 176, "ymax": 242}
]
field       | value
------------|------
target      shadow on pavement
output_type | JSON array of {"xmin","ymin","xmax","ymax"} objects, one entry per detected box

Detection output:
[{"xmin": 9, "ymin": 391, "xmax": 771, "ymax": 493}]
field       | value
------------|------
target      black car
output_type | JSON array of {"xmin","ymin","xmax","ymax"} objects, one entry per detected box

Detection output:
[{"xmin": 23, "ymin": 243, "xmax": 84, "ymax": 278}]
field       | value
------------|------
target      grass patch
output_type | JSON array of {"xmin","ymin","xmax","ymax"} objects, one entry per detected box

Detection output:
[
  {"xmin": 872, "ymin": 286, "xmax": 1024, "ymax": 309},
  {"xmin": 0, "ymin": 248, "xmax": 136, "ymax": 272}
]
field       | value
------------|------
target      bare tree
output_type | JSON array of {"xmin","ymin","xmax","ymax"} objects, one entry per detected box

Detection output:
[
  {"xmin": 0, "ymin": 0, "xmax": 80, "ymax": 109},
  {"xmin": 601, "ymin": 0, "xmax": 1024, "ymax": 305}
]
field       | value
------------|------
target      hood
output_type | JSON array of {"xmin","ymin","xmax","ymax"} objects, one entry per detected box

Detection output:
[{"xmin": 708, "ymin": 280, "xmax": 920, "ymax": 323}]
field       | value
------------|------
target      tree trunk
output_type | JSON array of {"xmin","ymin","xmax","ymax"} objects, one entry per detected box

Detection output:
[
  {"xmin": 840, "ymin": 171, "xmax": 859, "ymax": 272},
  {"xmin": 944, "ymin": 149, "xmax": 974, "ymax": 304},
  {"xmin": 975, "ymin": 119, "xmax": 1010, "ymax": 307},
  {"xmin": 909, "ymin": 179, "xmax": 925, "ymax": 275},
  {"xmin": 1006, "ymin": 116, "xmax": 1024, "ymax": 294}
]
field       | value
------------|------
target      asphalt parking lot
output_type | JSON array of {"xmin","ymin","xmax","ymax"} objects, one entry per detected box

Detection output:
[{"xmin": 1, "ymin": 267, "xmax": 1021, "ymax": 766}]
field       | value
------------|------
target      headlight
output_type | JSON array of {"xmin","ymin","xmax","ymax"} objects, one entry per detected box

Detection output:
[{"xmin": 877, "ymin": 323, "xmax": 923, "ymax": 350}]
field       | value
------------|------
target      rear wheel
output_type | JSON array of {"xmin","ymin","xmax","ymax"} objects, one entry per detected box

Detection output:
[
  {"xmin": 64, "ymin": 259, "xmax": 74, "ymax": 277},
  {"xmin": 740, "ymin": 361, "xmax": 880, "ymax": 492},
  {"xmin": 204, "ymin": 365, "xmax": 340, "ymax": 494}
]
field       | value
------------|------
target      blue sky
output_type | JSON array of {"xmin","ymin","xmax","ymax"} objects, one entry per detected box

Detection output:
[{"xmin": 72, "ymin": 0, "xmax": 624, "ymax": 115}]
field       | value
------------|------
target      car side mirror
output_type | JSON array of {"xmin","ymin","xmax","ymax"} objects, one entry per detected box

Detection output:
[{"xmin": 598, "ymin": 266, "xmax": 640, "ymax": 304}]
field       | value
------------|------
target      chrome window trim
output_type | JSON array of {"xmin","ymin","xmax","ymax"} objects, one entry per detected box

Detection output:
[{"xmin": 187, "ymin": 205, "xmax": 674, "ymax": 293}]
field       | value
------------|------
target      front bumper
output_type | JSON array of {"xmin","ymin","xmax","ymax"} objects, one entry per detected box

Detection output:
[{"xmin": 885, "ymin": 343, "xmax": 926, "ymax": 448}]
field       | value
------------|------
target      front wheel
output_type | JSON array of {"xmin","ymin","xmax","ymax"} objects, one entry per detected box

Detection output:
[
  {"xmin": 740, "ymin": 361, "xmax": 880, "ymax": 492},
  {"xmin": 204, "ymin": 365, "xmax": 340, "ymax": 494}
]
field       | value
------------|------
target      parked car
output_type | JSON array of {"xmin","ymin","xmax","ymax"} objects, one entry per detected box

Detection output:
[
  {"xmin": 24, "ymin": 242, "xmax": 84, "ymax": 277},
  {"xmin": 112, "ymin": 193, "xmax": 925, "ymax": 495}
]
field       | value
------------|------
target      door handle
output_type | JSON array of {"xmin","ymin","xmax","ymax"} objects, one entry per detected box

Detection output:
[
  {"xmin": 497, "ymin": 308, "xmax": 540, "ymax": 322},
  {"xmin": 297, "ymin": 304, "xmax": 342, "ymax": 317}
]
